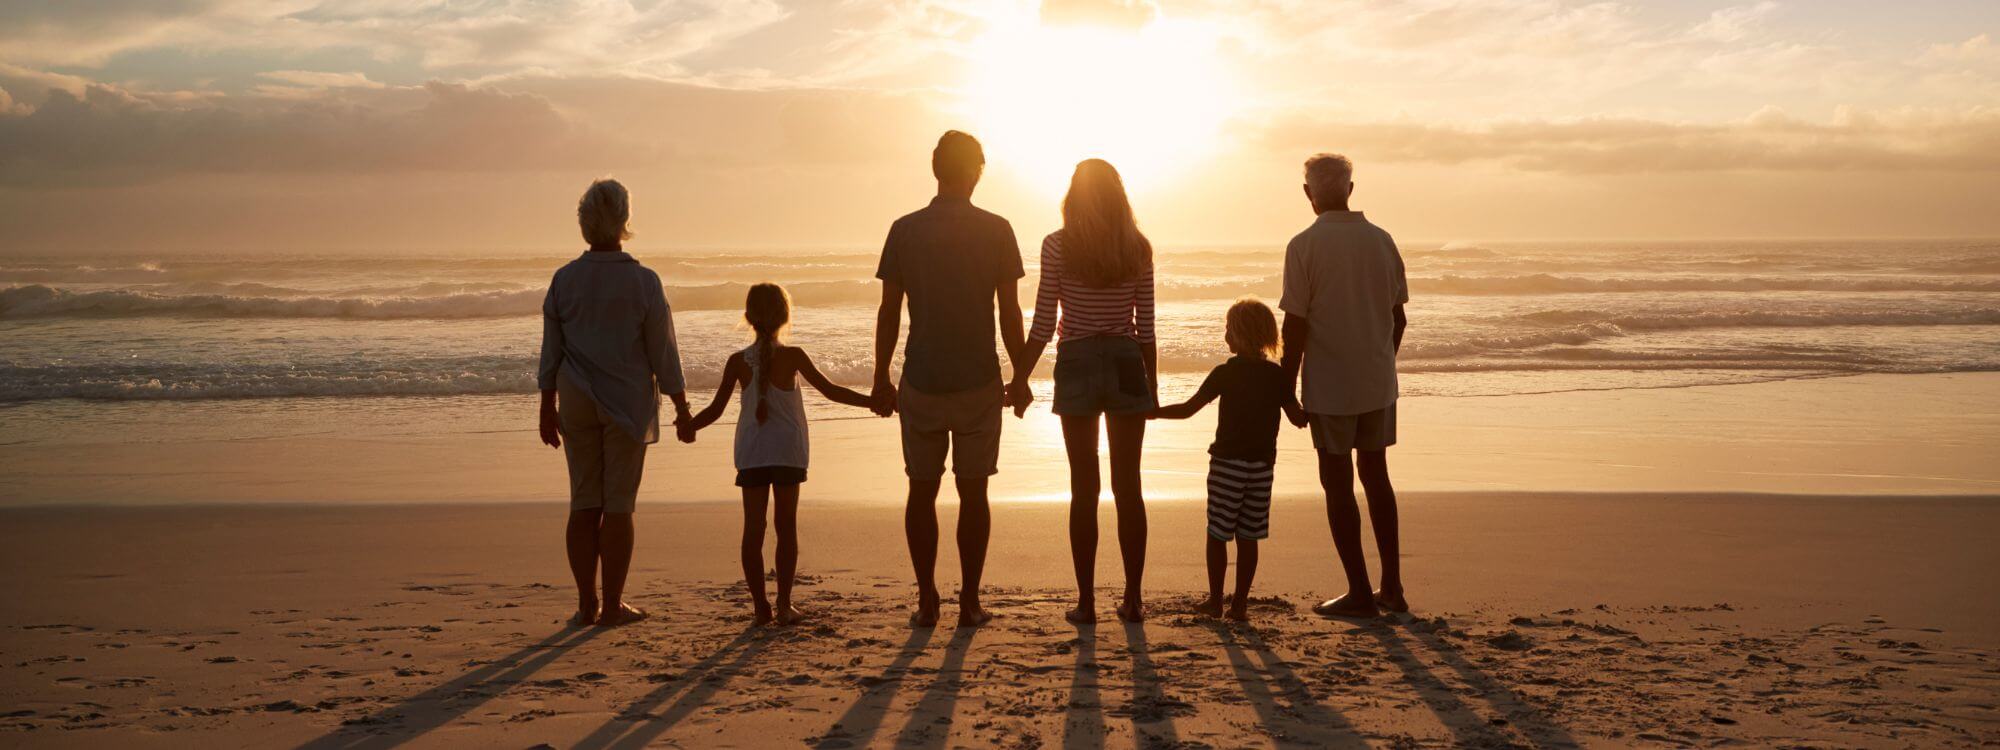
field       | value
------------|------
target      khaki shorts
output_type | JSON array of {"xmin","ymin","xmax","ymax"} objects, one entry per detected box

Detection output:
[
  {"xmin": 898, "ymin": 377, "xmax": 1004, "ymax": 481},
  {"xmin": 1308, "ymin": 403, "xmax": 1397, "ymax": 454},
  {"xmin": 558, "ymin": 376, "xmax": 647, "ymax": 513}
]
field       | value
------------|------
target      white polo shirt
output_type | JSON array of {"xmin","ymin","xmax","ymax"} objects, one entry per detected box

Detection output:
[{"xmin": 1278, "ymin": 210, "xmax": 1408, "ymax": 416}]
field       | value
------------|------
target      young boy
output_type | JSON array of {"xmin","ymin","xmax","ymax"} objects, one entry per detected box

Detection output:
[{"xmin": 1150, "ymin": 298, "xmax": 1307, "ymax": 621}]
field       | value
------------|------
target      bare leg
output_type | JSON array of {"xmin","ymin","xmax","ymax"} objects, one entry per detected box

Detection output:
[
  {"xmin": 905, "ymin": 477, "xmax": 943, "ymax": 627},
  {"xmin": 741, "ymin": 485, "xmax": 773, "ymax": 625},
  {"xmin": 1228, "ymin": 539, "xmax": 1258, "ymax": 621},
  {"xmin": 1060, "ymin": 415, "xmax": 1100, "ymax": 624},
  {"xmin": 566, "ymin": 509, "xmax": 602, "ymax": 625},
  {"xmin": 955, "ymin": 475, "xmax": 993, "ymax": 627},
  {"xmin": 1313, "ymin": 450, "xmax": 1379, "ymax": 618},
  {"xmin": 1198, "ymin": 536, "xmax": 1226, "ymax": 618},
  {"xmin": 1107, "ymin": 414, "xmax": 1147, "ymax": 622},
  {"xmin": 596, "ymin": 511, "xmax": 646, "ymax": 624},
  {"xmin": 1357, "ymin": 450, "xmax": 1407, "ymax": 612},
  {"xmin": 773, "ymin": 484, "xmax": 804, "ymax": 624}
]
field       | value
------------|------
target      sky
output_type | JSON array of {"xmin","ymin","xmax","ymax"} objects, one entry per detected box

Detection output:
[{"xmin": 1, "ymin": 0, "xmax": 1997, "ymax": 254}]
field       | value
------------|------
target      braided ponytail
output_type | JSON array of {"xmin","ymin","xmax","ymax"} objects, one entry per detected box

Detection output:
[{"xmin": 742, "ymin": 283, "xmax": 792, "ymax": 424}]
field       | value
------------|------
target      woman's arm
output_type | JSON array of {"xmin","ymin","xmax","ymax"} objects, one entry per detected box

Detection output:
[
  {"xmin": 643, "ymin": 274, "xmax": 691, "ymax": 424},
  {"xmin": 536, "ymin": 283, "xmax": 564, "ymax": 448},
  {"xmin": 686, "ymin": 354, "xmax": 744, "ymax": 435},
  {"xmin": 789, "ymin": 347, "xmax": 874, "ymax": 409},
  {"xmin": 1136, "ymin": 259, "xmax": 1157, "ymax": 399},
  {"xmin": 1011, "ymin": 235, "xmax": 1062, "ymax": 416}
]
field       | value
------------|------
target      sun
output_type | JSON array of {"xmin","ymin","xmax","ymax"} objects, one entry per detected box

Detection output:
[{"xmin": 958, "ymin": 16, "xmax": 1238, "ymax": 196}]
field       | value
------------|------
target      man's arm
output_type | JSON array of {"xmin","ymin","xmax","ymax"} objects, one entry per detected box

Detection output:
[
  {"xmin": 1281, "ymin": 313, "xmax": 1310, "ymax": 392},
  {"xmin": 1392, "ymin": 304, "xmax": 1407, "ymax": 353},
  {"xmin": 871, "ymin": 280, "xmax": 904, "ymax": 416},
  {"xmin": 643, "ymin": 276, "xmax": 691, "ymax": 421},
  {"xmin": 997, "ymin": 277, "xmax": 1034, "ymax": 416},
  {"xmin": 537, "ymin": 285, "xmax": 564, "ymax": 448}
]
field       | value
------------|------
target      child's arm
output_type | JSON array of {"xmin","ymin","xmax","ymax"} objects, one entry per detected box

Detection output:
[
  {"xmin": 685, "ymin": 353, "xmax": 745, "ymax": 437},
  {"xmin": 789, "ymin": 347, "xmax": 874, "ymax": 410},
  {"xmin": 1149, "ymin": 374, "xmax": 1222, "ymax": 420}
]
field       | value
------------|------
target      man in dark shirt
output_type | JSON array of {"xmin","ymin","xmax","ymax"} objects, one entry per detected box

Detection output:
[{"xmin": 872, "ymin": 130, "xmax": 1028, "ymax": 628}]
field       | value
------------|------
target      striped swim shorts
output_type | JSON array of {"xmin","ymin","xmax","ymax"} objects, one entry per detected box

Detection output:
[{"xmin": 1206, "ymin": 456, "xmax": 1274, "ymax": 541}]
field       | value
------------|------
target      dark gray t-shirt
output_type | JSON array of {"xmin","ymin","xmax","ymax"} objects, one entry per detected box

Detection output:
[{"xmin": 876, "ymin": 196, "xmax": 1025, "ymax": 394}]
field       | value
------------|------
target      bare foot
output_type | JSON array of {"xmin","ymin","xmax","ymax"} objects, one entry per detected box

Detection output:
[
  {"xmin": 1374, "ymin": 589, "xmax": 1411, "ymax": 614},
  {"xmin": 1224, "ymin": 604, "xmax": 1250, "ymax": 622},
  {"xmin": 775, "ymin": 604, "xmax": 807, "ymax": 626},
  {"xmin": 1116, "ymin": 601, "xmax": 1145, "ymax": 623},
  {"xmin": 1312, "ymin": 593, "xmax": 1381, "ymax": 619},
  {"xmin": 752, "ymin": 604, "xmax": 775, "ymax": 626},
  {"xmin": 596, "ymin": 603, "xmax": 649, "ymax": 627},
  {"xmin": 1194, "ymin": 598, "xmax": 1224, "ymax": 619},
  {"xmin": 908, "ymin": 593, "xmax": 940, "ymax": 628},
  {"xmin": 1065, "ymin": 606, "xmax": 1097, "ymax": 625},
  {"xmin": 958, "ymin": 606, "xmax": 993, "ymax": 629},
  {"xmin": 568, "ymin": 609, "xmax": 595, "ymax": 627}
]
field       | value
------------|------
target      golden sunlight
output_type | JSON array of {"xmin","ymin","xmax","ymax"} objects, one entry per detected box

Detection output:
[{"xmin": 958, "ymin": 16, "xmax": 1239, "ymax": 195}]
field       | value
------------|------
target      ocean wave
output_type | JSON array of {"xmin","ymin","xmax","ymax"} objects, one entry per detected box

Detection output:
[{"xmin": 1413, "ymin": 274, "xmax": 2000, "ymax": 295}]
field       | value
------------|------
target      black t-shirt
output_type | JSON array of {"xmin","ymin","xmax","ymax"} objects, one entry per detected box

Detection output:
[
  {"xmin": 1198, "ymin": 355, "xmax": 1290, "ymax": 463},
  {"xmin": 875, "ymin": 196, "xmax": 1025, "ymax": 394}
]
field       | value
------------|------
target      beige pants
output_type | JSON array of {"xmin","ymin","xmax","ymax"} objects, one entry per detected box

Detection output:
[
  {"xmin": 558, "ymin": 376, "xmax": 647, "ymax": 513},
  {"xmin": 897, "ymin": 376, "xmax": 1004, "ymax": 481}
]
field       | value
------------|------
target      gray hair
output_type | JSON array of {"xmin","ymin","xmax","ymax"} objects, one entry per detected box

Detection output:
[
  {"xmin": 1303, "ymin": 153, "xmax": 1353, "ymax": 198},
  {"xmin": 578, "ymin": 178, "xmax": 632, "ymax": 248}
]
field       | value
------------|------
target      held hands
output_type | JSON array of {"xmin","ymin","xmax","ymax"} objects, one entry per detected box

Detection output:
[
  {"xmin": 1283, "ymin": 399, "xmax": 1309, "ymax": 429},
  {"xmin": 869, "ymin": 374, "xmax": 898, "ymax": 417},
  {"xmin": 673, "ymin": 405, "xmax": 695, "ymax": 444},
  {"xmin": 1004, "ymin": 378, "xmax": 1033, "ymax": 418}
]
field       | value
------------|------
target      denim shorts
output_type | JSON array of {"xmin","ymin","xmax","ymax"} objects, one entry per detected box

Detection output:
[{"xmin": 1052, "ymin": 335, "xmax": 1155, "ymax": 417}]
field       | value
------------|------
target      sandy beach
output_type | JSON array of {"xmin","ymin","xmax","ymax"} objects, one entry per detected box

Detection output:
[{"xmin": 3, "ymin": 492, "xmax": 1998, "ymax": 749}]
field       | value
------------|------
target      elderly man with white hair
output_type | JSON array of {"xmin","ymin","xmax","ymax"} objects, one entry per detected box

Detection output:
[
  {"xmin": 1278, "ymin": 153, "xmax": 1411, "ymax": 620},
  {"xmin": 537, "ymin": 178, "xmax": 691, "ymax": 628}
]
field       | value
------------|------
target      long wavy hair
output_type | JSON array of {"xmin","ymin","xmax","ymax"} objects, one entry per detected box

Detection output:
[
  {"xmin": 1059, "ymin": 159, "xmax": 1151, "ymax": 287},
  {"xmin": 743, "ymin": 283, "xmax": 791, "ymax": 424}
]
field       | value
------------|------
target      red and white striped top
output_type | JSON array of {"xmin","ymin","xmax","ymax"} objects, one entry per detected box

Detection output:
[{"xmin": 1028, "ymin": 231, "xmax": 1156, "ymax": 345}]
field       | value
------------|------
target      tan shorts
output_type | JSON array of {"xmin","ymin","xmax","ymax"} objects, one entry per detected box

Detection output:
[
  {"xmin": 898, "ymin": 377, "xmax": 1004, "ymax": 481},
  {"xmin": 558, "ymin": 376, "xmax": 647, "ymax": 513},
  {"xmin": 1308, "ymin": 403, "xmax": 1397, "ymax": 454}
]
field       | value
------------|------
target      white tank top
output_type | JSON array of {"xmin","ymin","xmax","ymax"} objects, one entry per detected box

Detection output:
[{"xmin": 733, "ymin": 343, "xmax": 810, "ymax": 471}]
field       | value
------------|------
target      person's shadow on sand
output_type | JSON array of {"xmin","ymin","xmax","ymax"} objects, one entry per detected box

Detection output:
[
  {"xmin": 1361, "ymin": 622, "xmax": 1581, "ymax": 749},
  {"xmin": 1208, "ymin": 622, "xmax": 1369, "ymax": 747},
  {"xmin": 296, "ymin": 625, "xmax": 603, "ymax": 750},
  {"xmin": 890, "ymin": 626, "xmax": 980, "ymax": 749},
  {"xmin": 1062, "ymin": 626, "xmax": 1106, "ymax": 749},
  {"xmin": 569, "ymin": 627, "xmax": 770, "ymax": 750},
  {"xmin": 1116, "ymin": 622, "xmax": 1185, "ymax": 746},
  {"xmin": 809, "ymin": 626, "xmax": 936, "ymax": 748}
]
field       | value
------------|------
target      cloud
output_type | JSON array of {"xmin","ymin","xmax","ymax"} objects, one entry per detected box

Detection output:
[
  {"xmin": 0, "ymin": 80, "xmax": 636, "ymax": 186},
  {"xmin": 1041, "ymin": 0, "xmax": 1158, "ymax": 29},
  {"xmin": 1260, "ymin": 107, "xmax": 2000, "ymax": 174}
]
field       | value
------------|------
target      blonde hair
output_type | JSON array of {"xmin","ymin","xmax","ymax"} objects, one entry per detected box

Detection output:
[
  {"xmin": 743, "ymin": 282, "xmax": 791, "ymax": 423},
  {"xmin": 1059, "ymin": 159, "xmax": 1152, "ymax": 287},
  {"xmin": 578, "ymin": 178, "xmax": 632, "ymax": 248},
  {"xmin": 1225, "ymin": 298, "xmax": 1280, "ymax": 359}
]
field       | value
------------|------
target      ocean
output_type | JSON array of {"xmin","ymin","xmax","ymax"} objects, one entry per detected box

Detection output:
[{"xmin": 4, "ymin": 239, "xmax": 1998, "ymax": 407}]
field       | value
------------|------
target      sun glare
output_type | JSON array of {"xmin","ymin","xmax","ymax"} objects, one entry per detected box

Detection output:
[{"xmin": 959, "ymin": 17, "xmax": 1238, "ymax": 196}]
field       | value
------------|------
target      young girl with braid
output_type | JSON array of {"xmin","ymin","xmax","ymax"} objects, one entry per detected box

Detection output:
[{"xmin": 683, "ymin": 283, "xmax": 875, "ymax": 625}]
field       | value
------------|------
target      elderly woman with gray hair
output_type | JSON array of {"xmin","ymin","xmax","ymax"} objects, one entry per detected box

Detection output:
[{"xmin": 537, "ymin": 178, "xmax": 690, "ymax": 627}]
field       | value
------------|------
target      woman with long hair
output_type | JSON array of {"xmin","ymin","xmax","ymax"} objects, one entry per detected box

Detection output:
[
  {"xmin": 537, "ymin": 178, "xmax": 690, "ymax": 627},
  {"xmin": 1007, "ymin": 159, "xmax": 1158, "ymax": 623}
]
